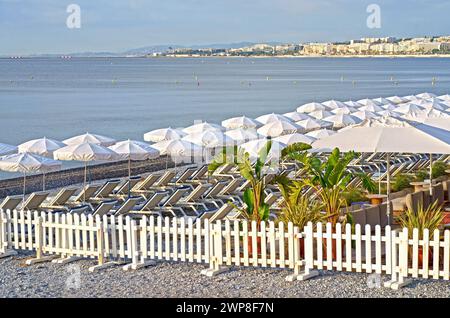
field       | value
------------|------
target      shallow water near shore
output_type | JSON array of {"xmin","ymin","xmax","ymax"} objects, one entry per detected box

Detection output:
[{"xmin": 0, "ymin": 57, "xmax": 449, "ymax": 179}]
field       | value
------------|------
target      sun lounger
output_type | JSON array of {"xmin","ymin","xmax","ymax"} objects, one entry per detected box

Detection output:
[
  {"xmin": 195, "ymin": 204, "xmax": 234, "ymax": 223},
  {"xmin": 167, "ymin": 183, "xmax": 212, "ymax": 215},
  {"xmin": 131, "ymin": 191, "xmax": 170, "ymax": 213},
  {"xmin": 156, "ymin": 186, "xmax": 191, "ymax": 217},
  {"xmin": 114, "ymin": 176, "xmax": 142, "ymax": 197},
  {"xmin": 154, "ymin": 171, "xmax": 177, "ymax": 188},
  {"xmin": 70, "ymin": 184, "xmax": 103, "ymax": 204},
  {"xmin": 170, "ymin": 167, "xmax": 197, "ymax": 185},
  {"xmin": 92, "ymin": 200, "xmax": 118, "ymax": 217},
  {"xmin": 114, "ymin": 196, "xmax": 142, "ymax": 216},
  {"xmin": 41, "ymin": 187, "xmax": 79, "ymax": 210},
  {"xmin": 90, "ymin": 179, "xmax": 121, "ymax": 202},
  {"xmin": 20, "ymin": 192, "xmax": 50, "ymax": 211},
  {"xmin": 131, "ymin": 174, "xmax": 159, "ymax": 193},
  {"xmin": 189, "ymin": 165, "xmax": 208, "ymax": 181},
  {"xmin": 0, "ymin": 195, "xmax": 23, "ymax": 211}
]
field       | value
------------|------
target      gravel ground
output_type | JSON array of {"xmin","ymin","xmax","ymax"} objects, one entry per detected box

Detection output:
[{"xmin": 1, "ymin": 252, "xmax": 450, "ymax": 298}]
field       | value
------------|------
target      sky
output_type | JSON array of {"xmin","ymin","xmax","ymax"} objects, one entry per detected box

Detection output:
[{"xmin": 1, "ymin": 0, "xmax": 450, "ymax": 55}]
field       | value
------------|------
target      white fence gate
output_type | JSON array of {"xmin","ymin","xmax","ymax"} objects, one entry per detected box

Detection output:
[{"xmin": 1, "ymin": 209, "xmax": 450, "ymax": 289}]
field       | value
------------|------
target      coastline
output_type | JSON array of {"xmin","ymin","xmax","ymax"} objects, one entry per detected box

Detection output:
[
  {"xmin": 154, "ymin": 54, "xmax": 450, "ymax": 59},
  {"xmin": 3, "ymin": 54, "xmax": 450, "ymax": 59}
]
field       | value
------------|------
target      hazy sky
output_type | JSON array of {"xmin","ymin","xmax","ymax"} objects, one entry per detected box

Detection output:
[{"xmin": 1, "ymin": 0, "xmax": 450, "ymax": 55}]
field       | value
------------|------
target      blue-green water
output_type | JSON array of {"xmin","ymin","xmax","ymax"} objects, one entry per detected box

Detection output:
[{"xmin": 0, "ymin": 57, "xmax": 449, "ymax": 178}]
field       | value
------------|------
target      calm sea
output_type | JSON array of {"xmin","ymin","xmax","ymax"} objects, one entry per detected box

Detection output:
[{"xmin": 0, "ymin": 57, "xmax": 449, "ymax": 178}]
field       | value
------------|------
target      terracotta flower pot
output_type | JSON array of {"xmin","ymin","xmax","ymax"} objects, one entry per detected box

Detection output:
[
  {"xmin": 417, "ymin": 246, "xmax": 433, "ymax": 267},
  {"xmin": 247, "ymin": 234, "xmax": 262, "ymax": 258},
  {"xmin": 442, "ymin": 212, "xmax": 450, "ymax": 225},
  {"xmin": 322, "ymin": 238, "xmax": 343, "ymax": 261}
]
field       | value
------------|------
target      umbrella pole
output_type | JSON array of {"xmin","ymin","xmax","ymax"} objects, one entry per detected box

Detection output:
[
  {"xmin": 386, "ymin": 153, "xmax": 391, "ymax": 226},
  {"xmin": 43, "ymin": 173, "xmax": 46, "ymax": 191},
  {"xmin": 378, "ymin": 165, "xmax": 381, "ymax": 195},
  {"xmin": 128, "ymin": 157, "xmax": 131, "ymax": 198},
  {"xmin": 22, "ymin": 172, "xmax": 26, "ymax": 207},
  {"xmin": 83, "ymin": 162, "xmax": 87, "ymax": 203},
  {"xmin": 429, "ymin": 153, "xmax": 433, "ymax": 197}
]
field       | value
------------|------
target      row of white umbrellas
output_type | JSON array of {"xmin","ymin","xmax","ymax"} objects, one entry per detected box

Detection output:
[
  {"xmin": 1, "ymin": 92, "xmax": 449, "ymax": 203},
  {"xmin": 0, "ymin": 134, "xmax": 162, "ymax": 202}
]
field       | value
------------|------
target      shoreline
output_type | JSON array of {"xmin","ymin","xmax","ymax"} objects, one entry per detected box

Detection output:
[{"xmin": 3, "ymin": 54, "xmax": 450, "ymax": 59}]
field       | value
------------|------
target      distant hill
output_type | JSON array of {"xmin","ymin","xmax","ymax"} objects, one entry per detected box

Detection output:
[{"xmin": 14, "ymin": 41, "xmax": 284, "ymax": 58}]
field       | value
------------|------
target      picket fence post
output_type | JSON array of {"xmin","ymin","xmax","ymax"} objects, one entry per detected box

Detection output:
[
  {"xmin": 25, "ymin": 215, "xmax": 56, "ymax": 265},
  {"xmin": 201, "ymin": 220, "xmax": 228, "ymax": 277},
  {"xmin": 0, "ymin": 210, "xmax": 17, "ymax": 258},
  {"xmin": 286, "ymin": 222, "xmax": 319, "ymax": 282},
  {"xmin": 123, "ymin": 217, "xmax": 156, "ymax": 271},
  {"xmin": 386, "ymin": 228, "xmax": 412, "ymax": 290}
]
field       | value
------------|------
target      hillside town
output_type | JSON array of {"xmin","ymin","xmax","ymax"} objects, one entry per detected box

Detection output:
[{"xmin": 154, "ymin": 36, "xmax": 450, "ymax": 57}]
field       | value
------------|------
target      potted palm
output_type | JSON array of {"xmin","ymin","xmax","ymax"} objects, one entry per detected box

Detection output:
[
  {"xmin": 275, "ymin": 178, "xmax": 325, "ymax": 257},
  {"xmin": 287, "ymin": 148, "xmax": 375, "ymax": 259},
  {"xmin": 396, "ymin": 201, "xmax": 444, "ymax": 267},
  {"xmin": 208, "ymin": 141, "xmax": 273, "ymax": 257}
]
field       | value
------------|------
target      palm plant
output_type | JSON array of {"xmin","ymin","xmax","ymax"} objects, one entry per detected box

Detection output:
[
  {"xmin": 208, "ymin": 141, "xmax": 273, "ymax": 223},
  {"xmin": 276, "ymin": 178, "xmax": 325, "ymax": 229},
  {"xmin": 292, "ymin": 148, "xmax": 375, "ymax": 227},
  {"xmin": 397, "ymin": 201, "xmax": 444, "ymax": 239}
]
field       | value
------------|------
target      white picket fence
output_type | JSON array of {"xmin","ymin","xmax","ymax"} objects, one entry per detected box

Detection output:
[{"xmin": 1, "ymin": 209, "xmax": 450, "ymax": 288}]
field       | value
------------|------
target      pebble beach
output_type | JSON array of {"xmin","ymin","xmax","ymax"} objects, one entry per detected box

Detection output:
[{"xmin": 1, "ymin": 252, "xmax": 449, "ymax": 298}]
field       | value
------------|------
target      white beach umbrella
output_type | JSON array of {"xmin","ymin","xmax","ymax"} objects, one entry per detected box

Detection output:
[
  {"xmin": 417, "ymin": 98, "xmax": 447, "ymax": 111},
  {"xmin": 305, "ymin": 129, "xmax": 336, "ymax": 139},
  {"xmin": 0, "ymin": 143, "xmax": 17, "ymax": 156},
  {"xmin": 224, "ymin": 128, "xmax": 260, "ymax": 145},
  {"xmin": 402, "ymin": 95, "xmax": 420, "ymax": 102},
  {"xmin": 394, "ymin": 103, "xmax": 424, "ymax": 114},
  {"xmin": 416, "ymin": 92, "xmax": 437, "ymax": 99},
  {"xmin": 297, "ymin": 102, "xmax": 326, "ymax": 113},
  {"xmin": 376, "ymin": 109, "xmax": 400, "ymax": 117},
  {"xmin": 18, "ymin": 137, "xmax": 66, "ymax": 157},
  {"xmin": 296, "ymin": 118, "xmax": 332, "ymax": 132},
  {"xmin": 240, "ymin": 139, "xmax": 286, "ymax": 162},
  {"xmin": 182, "ymin": 130, "xmax": 234, "ymax": 149},
  {"xmin": 323, "ymin": 114, "xmax": 361, "ymax": 129},
  {"xmin": 438, "ymin": 94, "xmax": 450, "ymax": 102},
  {"xmin": 421, "ymin": 118, "xmax": 450, "ymax": 131},
  {"xmin": 255, "ymin": 113, "xmax": 292, "ymax": 125},
  {"xmin": 0, "ymin": 153, "xmax": 62, "ymax": 202},
  {"xmin": 109, "ymin": 140, "xmax": 160, "ymax": 196},
  {"xmin": 373, "ymin": 97, "xmax": 391, "ymax": 105},
  {"xmin": 386, "ymin": 96, "xmax": 408, "ymax": 104},
  {"xmin": 282, "ymin": 112, "xmax": 311, "ymax": 122},
  {"xmin": 344, "ymin": 101, "xmax": 362, "ymax": 108},
  {"xmin": 359, "ymin": 104, "xmax": 384, "ymax": 113},
  {"xmin": 381, "ymin": 104, "xmax": 397, "ymax": 111},
  {"xmin": 274, "ymin": 133, "xmax": 316, "ymax": 146},
  {"xmin": 357, "ymin": 98, "xmax": 383, "ymax": 107},
  {"xmin": 257, "ymin": 120, "xmax": 301, "ymax": 137},
  {"xmin": 312, "ymin": 117, "xmax": 450, "ymax": 223},
  {"xmin": 221, "ymin": 116, "xmax": 260, "ymax": 129},
  {"xmin": 322, "ymin": 100, "xmax": 347, "ymax": 110},
  {"xmin": 17, "ymin": 137, "xmax": 66, "ymax": 190},
  {"xmin": 54, "ymin": 143, "xmax": 122, "ymax": 202},
  {"xmin": 309, "ymin": 110, "xmax": 333, "ymax": 120},
  {"xmin": 331, "ymin": 106, "xmax": 357, "ymax": 115},
  {"xmin": 402, "ymin": 109, "xmax": 450, "ymax": 121},
  {"xmin": 352, "ymin": 110, "xmax": 377, "ymax": 121},
  {"xmin": 63, "ymin": 132, "xmax": 116, "ymax": 147},
  {"xmin": 143, "ymin": 127, "xmax": 186, "ymax": 143},
  {"xmin": 182, "ymin": 122, "xmax": 223, "ymax": 135},
  {"xmin": 151, "ymin": 139, "xmax": 203, "ymax": 165}
]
